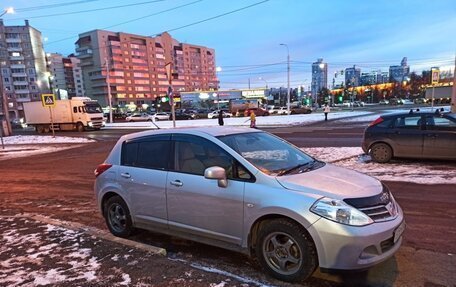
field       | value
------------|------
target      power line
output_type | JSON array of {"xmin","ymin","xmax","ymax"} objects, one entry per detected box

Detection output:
[
  {"xmin": 10, "ymin": 0, "xmax": 167, "ymax": 20},
  {"xmin": 159, "ymin": 0, "xmax": 269, "ymax": 35},
  {"xmin": 14, "ymin": 0, "xmax": 102, "ymax": 12},
  {"xmin": 44, "ymin": 0, "xmax": 202, "ymax": 46}
]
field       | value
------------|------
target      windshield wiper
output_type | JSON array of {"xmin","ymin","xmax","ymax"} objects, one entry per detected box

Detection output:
[{"xmin": 277, "ymin": 161, "xmax": 315, "ymax": 176}]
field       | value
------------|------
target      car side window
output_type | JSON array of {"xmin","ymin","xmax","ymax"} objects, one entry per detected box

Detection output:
[
  {"xmin": 173, "ymin": 135, "xmax": 252, "ymax": 181},
  {"xmin": 427, "ymin": 116, "xmax": 456, "ymax": 131},
  {"xmin": 394, "ymin": 116, "xmax": 421, "ymax": 129},
  {"xmin": 121, "ymin": 135, "xmax": 171, "ymax": 170}
]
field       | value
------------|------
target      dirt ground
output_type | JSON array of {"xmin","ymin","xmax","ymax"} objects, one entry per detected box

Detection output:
[{"xmin": 1, "ymin": 142, "xmax": 455, "ymax": 286}]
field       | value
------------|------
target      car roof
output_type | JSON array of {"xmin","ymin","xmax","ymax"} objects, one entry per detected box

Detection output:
[
  {"xmin": 381, "ymin": 110, "xmax": 454, "ymax": 118},
  {"xmin": 120, "ymin": 126, "xmax": 262, "ymax": 142}
]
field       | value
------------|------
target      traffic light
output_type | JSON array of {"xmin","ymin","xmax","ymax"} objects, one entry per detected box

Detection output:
[
  {"xmin": 161, "ymin": 96, "xmax": 169, "ymax": 103},
  {"xmin": 338, "ymin": 96, "xmax": 343, "ymax": 103}
]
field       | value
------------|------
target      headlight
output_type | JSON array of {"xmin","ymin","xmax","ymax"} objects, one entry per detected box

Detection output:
[
  {"xmin": 311, "ymin": 197, "xmax": 374, "ymax": 226},
  {"xmin": 88, "ymin": 121, "xmax": 93, "ymax": 127}
]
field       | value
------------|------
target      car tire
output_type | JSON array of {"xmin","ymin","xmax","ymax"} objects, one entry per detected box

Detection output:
[
  {"xmin": 370, "ymin": 143, "xmax": 393, "ymax": 163},
  {"xmin": 255, "ymin": 219, "xmax": 317, "ymax": 283},
  {"xmin": 104, "ymin": 196, "xmax": 134, "ymax": 238},
  {"xmin": 76, "ymin": 123, "xmax": 85, "ymax": 132}
]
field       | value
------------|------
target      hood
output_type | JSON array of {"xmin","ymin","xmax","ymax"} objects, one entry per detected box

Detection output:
[{"xmin": 276, "ymin": 163, "xmax": 382, "ymax": 200}]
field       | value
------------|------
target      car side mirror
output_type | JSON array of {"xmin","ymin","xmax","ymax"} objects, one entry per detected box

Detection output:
[{"xmin": 204, "ymin": 166, "xmax": 227, "ymax": 188}]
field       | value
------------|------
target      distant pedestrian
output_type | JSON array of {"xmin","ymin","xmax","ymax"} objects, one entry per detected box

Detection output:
[
  {"xmin": 324, "ymin": 104, "xmax": 330, "ymax": 121},
  {"xmin": 218, "ymin": 110, "xmax": 224, "ymax": 126},
  {"xmin": 250, "ymin": 111, "xmax": 256, "ymax": 128}
]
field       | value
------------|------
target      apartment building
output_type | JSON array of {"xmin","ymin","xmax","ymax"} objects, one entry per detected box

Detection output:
[
  {"xmin": 0, "ymin": 20, "xmax": 49, "ymax": 119},
  {"xmin": 47, "ymin": 53, "xmax": 85, "ymax": 99},
  {"xmin": 389, "ymin": 57, "xmax": 410, "ymax": 83},
  {"xmin": 345, "ymin": 65, "xmax": 361, "ymax": 87},
  {"xmin": 75, "ymin": 30, "xmax": 218, "ymax": 109},
  {"xmin": 311, "ymin": 58, "xmax": 328, "ymax": 98}
]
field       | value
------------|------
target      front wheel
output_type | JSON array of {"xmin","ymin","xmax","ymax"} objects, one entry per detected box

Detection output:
[
  {"xmin": 76, "ymin": 122, "xmax": 85, "ymax": 132},
  {"xmin": 255, "ymin": 219, "xmax": 317, "ymax": 282},
  {"xmin": 104, "ymin": 196, "xmax": 134, "ymax": 238},
  {"xmin": 370, "ymin": 143, "xmax": 393, "ymax": 163}
]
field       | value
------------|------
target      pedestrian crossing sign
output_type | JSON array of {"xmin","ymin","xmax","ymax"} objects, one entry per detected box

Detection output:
[{"xmin": 41, "ymin": 94, "xmax": 56, "ymax": 107}]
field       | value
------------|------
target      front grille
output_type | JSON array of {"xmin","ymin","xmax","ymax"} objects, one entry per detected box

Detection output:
[
  {"xmin": 358, "ymin": 204, "xmax": 392, "ymax": 221},
  {"xmin": 92, "ymin": 117, "xmax": 104, "ymax": 121},
  {"xmin": 344, "ymin": 184, "xmax": 397, "ymax": 222}
]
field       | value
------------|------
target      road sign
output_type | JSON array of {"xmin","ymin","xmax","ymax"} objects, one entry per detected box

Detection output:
[
  {"xmin": 41, "ymin": 94, "xmax": 56, "ymax": 107},
  {"xmin": 431, "ymin": 68, "xmax": 440, "ymax": 84}
]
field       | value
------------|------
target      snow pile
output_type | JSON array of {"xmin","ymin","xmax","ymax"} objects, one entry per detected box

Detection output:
[
  {"xmin": 303, "ymin": 147, "xmax": 456, "ymax": 184},
  {"xmin": 1, "ymin": 135, "xmax": 95, "ymax": 144},
  {"xmin": 104, "ymin": 111, "xmax": 373, "ymax": 129}
]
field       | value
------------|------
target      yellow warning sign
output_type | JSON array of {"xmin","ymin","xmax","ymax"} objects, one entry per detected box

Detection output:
[{"xmin": 41, "ymin": 94, "xmax": 56, "ymax": 107}]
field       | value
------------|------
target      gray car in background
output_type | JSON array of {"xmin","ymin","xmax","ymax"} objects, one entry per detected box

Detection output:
[
  {"xmin": 362, "ymin": 110, "xmax": 456, "ymax": 163},
  {"xmin": 94, "ymin": 127, "xmax": 404, "ymax": 283}
]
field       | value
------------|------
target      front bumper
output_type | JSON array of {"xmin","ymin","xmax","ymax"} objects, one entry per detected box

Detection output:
[{"xmin": 307, "ymin": 207, "xmax": 404, "ymax": 270}]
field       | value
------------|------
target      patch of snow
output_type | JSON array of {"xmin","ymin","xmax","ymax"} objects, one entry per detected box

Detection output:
[
  {"xmin": 104, "ymin": 111, "xmax": 373, "ymax": 129},
  {"xmin": 119, "ymin": 273, "xmax": 131, "ymax": 286},
  {"xmin": 2, "ymin": 135, "xmax": 95, "ymax": 144},
  {"xmin": 190, "ymin": 263, "xmax": 273, "ymax": 287},
  {"xmin": 303, "ymin": 147, "xmax": 456, "ymax": 184}
]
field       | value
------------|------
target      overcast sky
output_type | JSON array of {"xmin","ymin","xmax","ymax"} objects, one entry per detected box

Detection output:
[{"xmin": 2, "ymin": 0, "xmax": 455, "ymax": 89}]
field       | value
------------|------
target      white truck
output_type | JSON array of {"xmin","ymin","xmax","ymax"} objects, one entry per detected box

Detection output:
[{"xmin": 23, "ymin": 97, "xmax": 105, "ymax": 133}]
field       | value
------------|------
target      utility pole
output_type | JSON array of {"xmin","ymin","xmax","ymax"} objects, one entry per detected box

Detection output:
[
  {"xmin": 452, "ymin": 54, "xmax": 456, "ymax": 113},
  {"xmin": 280, "ymin": 44, "xmax": 291, "ymax": 114},
  {"xmin": 105, "ymin": 57, "xmax": 113, "ymax": 123}
]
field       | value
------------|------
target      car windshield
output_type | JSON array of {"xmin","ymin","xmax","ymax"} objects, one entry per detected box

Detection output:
[
  {"xmin": 217, "ymin": 132, "xmax": 319, "ymax": 176},
  {"xmin": 85, "ymin": 103, "xmax": 103, "ymax": 114}
]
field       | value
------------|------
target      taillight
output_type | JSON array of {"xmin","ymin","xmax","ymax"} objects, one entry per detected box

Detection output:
[
  {"xmin": 94, "ymin": 163, "xmax": 112, "ymax": 177},
  {"xmin": 369, "ymin": 117, "xmax": 384, "ymax": 127}
]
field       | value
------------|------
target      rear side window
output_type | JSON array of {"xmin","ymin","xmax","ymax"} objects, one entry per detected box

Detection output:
[
  {"xmin": 394, "ymin": 116, "xmax": 421, "ymax": 129},
  {"xmin": 376, "ymin": 118, "xmax": 394, "ymax": 128},
  {"xmin": 121, "ymin": 135, "xmax": 171, "ymax": 170}
]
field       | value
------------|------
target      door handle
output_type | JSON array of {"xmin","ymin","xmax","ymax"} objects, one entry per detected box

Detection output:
[
  {"xmin": 120, "ymin": 173, "xmax": 131, "ymax": 178},
  {"xmin": 170, "ymin": 180, "xmax": 183, "ymax": 187}
]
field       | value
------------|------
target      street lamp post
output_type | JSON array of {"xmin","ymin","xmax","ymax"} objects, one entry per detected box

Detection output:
[
  {"xmin": 0, "ymin": 7, "xmax": 14, "ymax": 17},
  {"xmin": 280, "ymin": 44, "xmax": 290, "ymax": 115},
  {"xmin": 216, "ymin": 66, "xmax": 222, "ymax": 110},
  {"xmin": 258, "ymin": 77, "xmax": 268, "ymax": 89}
]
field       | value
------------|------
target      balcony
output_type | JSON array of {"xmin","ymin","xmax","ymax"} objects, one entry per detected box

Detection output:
[
  {"xmin": 7, "ymin": 47, "xmax": 22, "ymax": 52},
  {"xmin": 12, "ymin": 73, "xmax": 27, "ymax": 77},
  {"xmin": 16, "ymin": 96, "xmax": 32, "ymax": 102},
  {"xmin": 79, "ymin": 60, "xmax": 94, "ymax": 67},
  {"xmin": 13, "ymin": 81, "xmax": 28, "ymax": 86},
  {"xmin": 6, "ymin": 38, "xmax": 21, "ymax": 43},
  {"xmin": 10, "ymin": 56, "xmax": 25, "ymax": 61},
  {"xmin": 11, "ymin": 64, "xmax": 26, "ymax": 69},
  {"xmin": 14, "ymin": 89, "xmax": 30, "ymax": 95}
]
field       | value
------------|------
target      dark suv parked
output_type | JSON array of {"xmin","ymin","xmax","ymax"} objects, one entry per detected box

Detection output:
[{"xmin": 362, "ymin": 109, "xmax": 456, "ymax": 163}]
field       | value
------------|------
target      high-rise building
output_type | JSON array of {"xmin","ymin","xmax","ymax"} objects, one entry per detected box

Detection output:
[
  {"xmin": 47, "ymin": 53, "xmax": 85, "ymax": 99},
  {"xmin": 0, "ymin": 20, "xmax": 49, "ymax": 119},
  {"xmin": 345, "ymin": 65, "xmax": 361, "ymax": 87},
  {"xmin": 75, "ymin": 30, "xmax": 218, "ymax": 109},
  {"xmin": 389, "ymin": 57, "xmax": 410, "ymax": 82},
  {"xmin": 311, "ymin": 58, "xmax": 327, "ymax": 98},
  {"xmin": 360, "ymin": 70, "xmax": 389, "ymax": 85}
]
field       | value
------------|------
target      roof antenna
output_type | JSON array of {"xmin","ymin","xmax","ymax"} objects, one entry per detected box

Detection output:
[{"xmin": 409, "ymin": 109, "xmax": 413, "ymax": 114}]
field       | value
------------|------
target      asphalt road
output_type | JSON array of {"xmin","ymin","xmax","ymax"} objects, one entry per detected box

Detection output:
[{"xmin": 3, "ymin": 118, "xmax": 456, "ymax": 286}]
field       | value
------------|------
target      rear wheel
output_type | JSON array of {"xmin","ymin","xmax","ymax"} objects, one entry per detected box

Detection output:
[
  {"xmin": 370, "ymin": 143, "xmax": 393, "ymax": 163},
  {"xmin": 104, "ymin": 196, "xmax": 134, "ymax": 238},
  {"xmin": 36, "ymin": 125, "xmax": 45, "ymax": 133},
  {"xmin": 255, "ymin": 219, "xmax": 317, "ymax": 282}
]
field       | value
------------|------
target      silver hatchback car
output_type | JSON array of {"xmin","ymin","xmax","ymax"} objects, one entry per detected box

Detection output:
[{"xmin": 94, "ymin": 127, "xmax": 404, "ymax": 282}]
